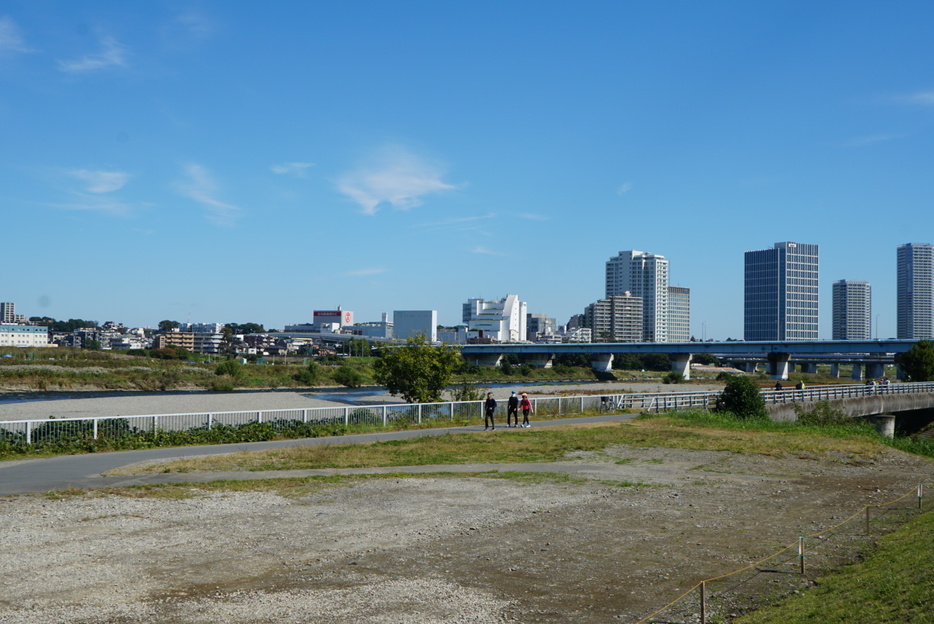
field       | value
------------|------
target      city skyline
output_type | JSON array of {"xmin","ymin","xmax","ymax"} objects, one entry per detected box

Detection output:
[{"xmin": 3, "ymin": 4, "xmax": 934, "ymax": 338}]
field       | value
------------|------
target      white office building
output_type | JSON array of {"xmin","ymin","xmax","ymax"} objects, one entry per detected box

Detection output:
[
  {"xmin": 463, "ymin": 295, "xmax": 527, "ymax": 342},
  {"xmin": 393, "ymin": 310, "xmax": 438, "ymax": 342},
  {"xmin": 605, "ymin": 250, "xmax": 669, "ymax": 342},
  {"xmin": 832, "ymin": 280, "xmax": 872, "ymax": 340},
  {"xmin": 897, "ymin": 243, "xmax": 934, "ymax": 339},
  {"xmin": 744, "ymin": 241, "xmax": 819, "ymax": 341}
]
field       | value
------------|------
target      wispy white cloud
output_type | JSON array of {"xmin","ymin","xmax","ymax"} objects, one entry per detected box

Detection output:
[
  {"xmin": 337, "ymin": 145, "xmax": 459, "ymax": 215},
  {"xmin": 46, "ymin": 194, "xmax": 135, "ymax": 217},
  {"xmin": 57, "ymin": 36, "xmax": 129, "ymax": 73},
  {"xmin": 471, "ymin": 246, "xmax": 506, "ymax": 256},
  {"xmin": 44, "ymin": 167, "xmax": 135, "ymax": 216},
  {"xmin": 414, "ymin": 213, "xmax": 497, "ymax": 231},
  {"xmin": 174, "ymin": 11, "xmax": 215, "ymax": 39},
  {"xmin": 841, "ymin": 133, "xmax": 905, "ymax": 148},
  {"xmin": 344, "ymin": 267, "xmax": 387, "ymax": 277},
  {"xmin": 617, "ymin": 182, "xmax": 633, "ymax": 195},
  {"xmin": 517, "ymin": 212, "xmax": 549, "ymax": 221},
  {"xmin": 894, "ymin": 90, "xmax": 934, "ymax": 106},
  {"xmin": 271, "ymin": 161, "xmax": 315, "ymax": 178},
  {"xmin": 69, "ymin": 169, "xmax": 130, "ymax": 193},
  {"xmin": 175, "ymin": 164, "xmax": 242, "ymax": 226},
  {"xmin": 0, "ymin": 16, "xmax": 31, "ymax": 54}
]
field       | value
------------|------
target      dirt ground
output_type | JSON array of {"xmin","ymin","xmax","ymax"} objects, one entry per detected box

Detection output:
[{"xmin": 2, "ymin": 438, "xmax": 933, "ymax": 623}]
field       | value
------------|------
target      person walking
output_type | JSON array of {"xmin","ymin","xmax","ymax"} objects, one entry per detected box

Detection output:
[
  {"xmin": 506, "ymin": 390, "xmax": 520, "ymax": 427},
  {"xmin": 484, "ymin": 392, "xmax": 497, "ymax": 430},
  {"xmin": 519, "ymin": 392, "xmax": 534, "ymax": 428}
]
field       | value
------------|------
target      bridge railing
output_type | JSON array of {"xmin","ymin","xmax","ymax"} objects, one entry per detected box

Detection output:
[{"xmin": 4, "ymin": 381, "xmax": 934, "ymax": 447}]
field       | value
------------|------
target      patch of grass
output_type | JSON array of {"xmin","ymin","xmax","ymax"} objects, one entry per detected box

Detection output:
[
  {"xmin": 737, "ymin": 508, "xmax": 934, "ymax": 624},
  {"xmin": 120, "ymin": 411, "xmax": 894, "ymax": 475}
]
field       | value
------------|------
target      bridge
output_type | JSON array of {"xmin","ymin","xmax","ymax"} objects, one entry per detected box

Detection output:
[{"xmin": 460, "ymin": 340, "xmax": 920, "ymax": 381}]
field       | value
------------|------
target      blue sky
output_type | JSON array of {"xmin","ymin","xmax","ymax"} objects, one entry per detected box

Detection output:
[{"xmin": 2, "ymin": 2, "xmax": 933, "ymax": 339}]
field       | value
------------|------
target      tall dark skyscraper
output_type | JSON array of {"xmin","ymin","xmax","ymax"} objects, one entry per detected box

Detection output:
[
  {"xmin": 744, "ymin": 242, "xmax": 819, "ymax": 341},
  {"xmin": 897, "ymin": 243, "xmax": 934, "ymax": 339}
]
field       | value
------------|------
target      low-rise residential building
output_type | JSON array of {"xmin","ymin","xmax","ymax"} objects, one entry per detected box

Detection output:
[{"xmin": 0, "ymin": 324, "xmax": 49, "ymax": 347}]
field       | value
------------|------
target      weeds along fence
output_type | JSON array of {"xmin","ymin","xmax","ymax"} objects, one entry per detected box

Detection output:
[
  {"xmin": 634, "ymin": 481, "xmax": 934, "ymax": 624},
  {"xmin": 3, "ymin": 381, "xmax": 934, "ymax": 448}
]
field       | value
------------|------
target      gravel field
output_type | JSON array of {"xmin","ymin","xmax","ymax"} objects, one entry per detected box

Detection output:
[{"xmin": 2, "ymin": 432, "xmax": 932, "ymax": 623}]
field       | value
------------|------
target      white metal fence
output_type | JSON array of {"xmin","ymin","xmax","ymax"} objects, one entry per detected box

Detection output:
[{"xmin": 3, "ymin": 381, "xmax": 934, "ymax": 447}]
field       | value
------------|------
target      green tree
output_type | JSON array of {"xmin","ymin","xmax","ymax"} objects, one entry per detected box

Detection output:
[
  {"xmin": 346, "ymin": 337, "xmax": 371, "ymax": 357},
  {"xmin": 895, "ymin": 340, "xmax": 934, "ymax": 382},
  {"xmin": 158, "ymin": 320, "xmax": 179, "ymax": 333},
  {"xmin": 373, "ymin": 334, "xmax": 463, "ymax": 403},
  {"xmin": 715, "ymin": 375, "xmax": 767, "ymax": 419}
]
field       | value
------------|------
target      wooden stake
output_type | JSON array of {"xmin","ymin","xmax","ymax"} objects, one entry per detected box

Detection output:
[
  {"xmin": 799, "ymin": 536, "xmax": 805, "ymax": 574},
  {"xmin": 700, "ymin": 581, "xmax": 706, "ymax": 624}
]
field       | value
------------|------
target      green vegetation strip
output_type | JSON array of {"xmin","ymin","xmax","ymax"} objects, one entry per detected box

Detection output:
[
  {"xmin": 737, "ymin": 508, "xmax": 934, "ymax": 624},
  {"xmin": 120, "ymin": 410, "xmax": 894, "ymax": 474}
]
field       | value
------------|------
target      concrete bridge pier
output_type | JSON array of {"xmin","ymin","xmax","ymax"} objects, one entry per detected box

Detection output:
[
  {"xmin": 872, "ymin": 414, "xmax": 896, "ymax": 438},
  {"xmin": 851, "ymin": 364, "xmax": 863, "ymax": 381},
  {"xmin": 471, "ymin": 353, "xmax": 502, "ymax": 367},
  {"xmin": 524, "ymin": 354, "xmax": 554, "ymax": 369},
  {"xmin": 768, "ymin": 353, "xmax": 791, "ymax": 380},
  {"xmin": 866, "ymin": 363, "xmax": 885, "ymax": 379},
  {"xmin": 799, "ymin": 362, "xmax": 818, "ymax": 374},
  {"xmin": 830, "ymin": 364, "xmax": 840, "ymax": 378},
  {"xmin": 670, "ymin": 354, "xmax": 692, "ymax": 381},
  {"xmin": 591, "ymin": 353, "xmax": 614, "ymax": 374}
]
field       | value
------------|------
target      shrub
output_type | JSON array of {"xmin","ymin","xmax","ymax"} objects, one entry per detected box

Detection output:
[
  {"xmin": 215, "ymin": 359, "xmax": 243, "ymax": 378},
  {"xmin": 332, "ymin": 365, "xmax": 365, "ymax": 388},
  {"xmin": 715, "ymin": 376, "xmax": 767, "ymax": 419},
  {"xmin": 662, "ymin": 371, "xmax": 684, "ymax": 384},
  {"xmin": 293, "ymin": 361, "xmax": 320, "ymax": 386}
]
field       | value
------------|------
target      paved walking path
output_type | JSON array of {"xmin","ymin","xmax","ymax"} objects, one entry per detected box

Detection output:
[{"xmin": 0, "ymin": 413, "xmax": 638, "ymax": 495}]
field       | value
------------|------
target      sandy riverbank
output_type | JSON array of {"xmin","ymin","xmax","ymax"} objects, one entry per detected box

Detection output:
[{"xmin": 0, "ymin": 381, "xmax": 725, "ymax": 422}]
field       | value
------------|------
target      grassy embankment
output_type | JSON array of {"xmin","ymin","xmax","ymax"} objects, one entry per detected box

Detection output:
[{"xmin": 0, "ymin": 347, "xmax": 603, "ymax": 392}]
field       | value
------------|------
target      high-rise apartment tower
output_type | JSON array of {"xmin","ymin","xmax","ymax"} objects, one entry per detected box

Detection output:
[
  {"xmin": 832, "ymin": 280, "xmax": 871, "ymax": 340},
  {"xmin": 897, "ymin": 243, "xmax": 934, "ymax": 339},
  {"xmin": 605, "ymin": 250, "xmax": 668, "ymax": 342}
]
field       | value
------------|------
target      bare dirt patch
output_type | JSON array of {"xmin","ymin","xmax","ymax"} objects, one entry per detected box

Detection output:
[{"xmin": 1, "ymin": 446, "xmax": 932, "ymax": 623}]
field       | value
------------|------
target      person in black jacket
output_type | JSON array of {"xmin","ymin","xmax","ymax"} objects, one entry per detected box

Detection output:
[
  {"xmin": 506, "ymin": 390, "xmax": 520, "ymax": 427},
  {"xmin": 484, "ymin": 392, "xmax": 497, "ymax": 430}
]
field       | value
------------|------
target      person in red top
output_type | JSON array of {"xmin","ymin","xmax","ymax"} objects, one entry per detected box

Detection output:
[{"xmin": 519, "ymin": 392, "xmax": 534, "ymax": 428}]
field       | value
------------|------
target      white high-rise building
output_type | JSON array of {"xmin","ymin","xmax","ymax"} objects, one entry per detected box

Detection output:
[
  {"xmin": 393, "ymin": 310, "xmax": 438, "ymax": 342},
  {"xmin": 463, "ymin": 295, "xmax": 527, "ymax": 342},
  {"xmin": 605, "ymin": 250, "xmax": 669, "ymax": 342},
  {"xmin": 832, "ymin": 280, "xmax": 871, "ymax": 340},
  {"xmin": 667, "ymin": 286, "xmax": 691, "ymax": 342},
  {"xmin": 897, "ymin": 243, "xmax": 934, "ymax": 339}
]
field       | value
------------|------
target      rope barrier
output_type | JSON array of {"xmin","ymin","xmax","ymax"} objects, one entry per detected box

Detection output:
[{"xmin": 632, "ymin": 478, "xmax": 934, "ymax": 624}]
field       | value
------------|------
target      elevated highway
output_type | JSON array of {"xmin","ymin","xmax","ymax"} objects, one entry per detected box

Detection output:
[{"xmin": 460, "ymin": 340, "xmax": 919, "ymax": 380}]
